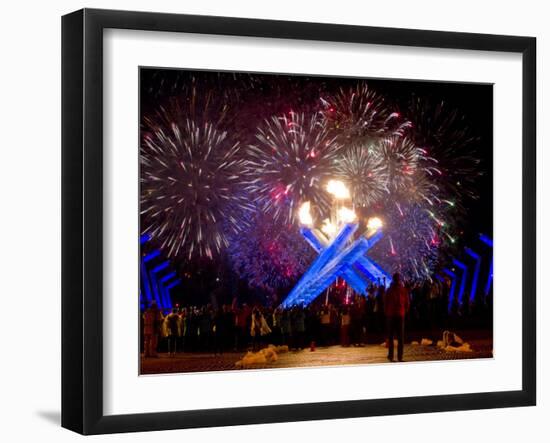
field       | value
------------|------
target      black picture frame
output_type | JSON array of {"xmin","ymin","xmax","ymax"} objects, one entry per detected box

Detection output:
[{"xmin": 62, "ymin": 8, "xmax": 536, "ymax": 435}]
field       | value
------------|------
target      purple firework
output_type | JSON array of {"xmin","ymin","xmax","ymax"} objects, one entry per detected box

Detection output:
[
  {"xmin": 226, "ymin": 212, "xmax": 315, "ymax": 292},
  {"xmin": 141, "ymin": 109, "xmax": 252, "ymax": 260}
]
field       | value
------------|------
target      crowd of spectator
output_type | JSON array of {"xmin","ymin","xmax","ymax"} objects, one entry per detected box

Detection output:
[{"xmin": 142, "ymin": 275, "xmax": 492, "ymax": 358}]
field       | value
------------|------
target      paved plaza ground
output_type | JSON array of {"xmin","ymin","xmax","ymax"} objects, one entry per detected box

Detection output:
[{"xmin": 140, "ymin": 333, "xmax": 493, "ymax": 375}]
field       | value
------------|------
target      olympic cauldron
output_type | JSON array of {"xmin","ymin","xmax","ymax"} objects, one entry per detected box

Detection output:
[{"xmin": 280, "ymin": 180, "xmax": 390, "ymax": 308}]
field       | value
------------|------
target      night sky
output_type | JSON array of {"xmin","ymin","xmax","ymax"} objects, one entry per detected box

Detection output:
[{"xmin": 140, "ymin": 68, "xmax": 493, "ymax": 306}]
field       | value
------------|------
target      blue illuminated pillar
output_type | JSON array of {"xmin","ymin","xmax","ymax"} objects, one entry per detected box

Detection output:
[
  {"xmin": 485, "ymin": 260, "xmax": 493, "ymax": 296},
  {"xmin": 143, "ymin": 250, "xmax": 161, "ymax": 263},
  {"xmin": 443, "ymin": 268, "xmax": 457, "ymax": 312},
  {"xmin": 150, "ymin": 261, "xmax": 169, "ymax": 308},
  {"xmin": 142, "ymin": 249, "xmax": 163, "ymax": 306},
  {"xmin": 465, "ymin": 247, "xmax": 482, "ymax": 303},
  {"xmin": 140, "ymin": 258, "xmax": 153, "ymax": 303},
  {"xmin": 160, "ymin": 271, "xmax": 176, "ymax": 285},
  {"xmin": 139, "ymin": 236, "xmax": 158, "ymax": 305},
  {"xmin": 479, "ymin": 234, "xmax": 494, "ymax": 297},
  {"xmin": 452, "ymin": 259, "xmax": 468, "ymax": 305}
]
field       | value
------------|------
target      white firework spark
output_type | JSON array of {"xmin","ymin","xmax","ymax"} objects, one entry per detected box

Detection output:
[
  {"xmin": 320, "ymin": 82, "xmax": 412, "ymax": 140},
  {"xmin": 334, "ymin": 143, "xmax": 389, "ymax": 207},
  {"xmin": 141, "ymin": 113, "xmax": 252, "ymax": 260},
  {"xmin": 245, "ymin": 111, "xmax": 343, "ymax": 223}
]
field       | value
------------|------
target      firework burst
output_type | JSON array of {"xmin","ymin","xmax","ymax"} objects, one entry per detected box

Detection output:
[
  {"xmin": 245, "ymin": 112, "xmax": 343, "ymax": 223},
  {"xmin": 140, "ymin": 110, "xmax": 252, "ymax": 260},
  {"xmin": 142, "ymin": 70, "xmax": 260, "ymax": 122},
  {"xmin": 368, "ymin": 201, "xmax": 441, "ymax": 281},
  {"xmin": 320, "ymin": 82, "xmax": 411, "ymax": 140},
  {"xmin": 405, "ymin": 95, "xmax": 483, "ymax": 204},
  {"xmin": 334, "ymin": 143, "xmax": 389, "ymax": 207},
  {"xmin": 226, "ymin": 212, "xmax": 315, "ymax": 292},
  {"xmin": 376, "ymin": 136, "xmax": 429, "ymax": 194},
  {"xmin": 139, "ymin": 70, "xmax": 487, "ymax": 289}
]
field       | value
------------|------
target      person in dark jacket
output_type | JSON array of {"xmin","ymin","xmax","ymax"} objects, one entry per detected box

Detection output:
[
  {"xmin": 164, "ymin": 308, "xmax": 181, "ymax": 357},
  {"xmin": 384, "ymin": 272, "xmax": 410, "ymax": 362}
]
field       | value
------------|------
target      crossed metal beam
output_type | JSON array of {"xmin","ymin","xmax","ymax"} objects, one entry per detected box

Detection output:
[{"xmin": 281, "ymin": 222, "xmax": 390, "ymax": 308}]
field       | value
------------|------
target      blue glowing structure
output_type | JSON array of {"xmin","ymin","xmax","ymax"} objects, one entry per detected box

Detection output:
[
  {"xmin": 143, "ymin": 250, "xmax": 160, "ymax": 263},
  {"xmin": 485, "ymin": 260, "xmax": 494, "ymax": 295},
  {"xmin": 140, "ymin": 259, "xmax": 153, "ymax": 303},
  {"xmin": 452, "ymin": 258, "xmax": 468, "ymax": 305},
  {"xmin": 443, "ymin": 268, "xmax": 457, "ymax": 312},
  {"xmin": 140, "ymin": 233, "xmax": 151, "ymax": 245},
  {"xmin": 148, "ymin": 267, "xmax": 163, "ymax": 307},
  {"xmin": 479, "ymin": 233, "xmax": 494, "ymax": 296},
  {"xmin": 435, "ymin": 234, "xmax": 493, "ymax": 312},
  {"xmin": 165, "ymin": 279, "xmax": 181, "ymax": 290},
  {"xmin": 152, "ymin": 260, "xmax": 170, "ymax": 274},
  {"xmin": 464, "ymin": 247, "xmax": 481, "ymax": 303},
  {"xmin": 160, "ymin": 271, "xmax": 176, "ymax": 284},
  {"xmin": 281, "ymin": 223, "xmax": 390, "ymax": 308},
  {"xmin": 140, "ymin": 236, "xmax": 177, "ymax": 310}
]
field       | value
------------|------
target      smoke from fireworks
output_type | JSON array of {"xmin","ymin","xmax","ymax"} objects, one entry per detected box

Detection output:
[
  {"xmin": 245, "ymin": 112, "xmax": 343, "ymax": 223},
  {"xmin": 140, "ymin": 108, "xmax": 252, "ymax": 259}
]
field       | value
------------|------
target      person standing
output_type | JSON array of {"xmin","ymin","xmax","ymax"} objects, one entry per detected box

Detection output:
[
  {"xmin": 272, "ymin": 307, "xmax": 283, "ymax": 345},
  {"xmin": 319, "ymin": 307, "xmax": 331, "ymax": 346},
  {"xmin": 198, "ymin": 306, "xmax": 212, "ymax": 352},
  {"xmin": 340, "ymin": 307, "xmax": 351, "ymax": 347},
  {"xmin": 291, "ymin": 306, "xmax": 306, "ymax": 350},
  {"xmin": 178, "ymin": 307, "xmax": 187, "ymax": 353},
  {"xmin": 384, "ymin": 273, "xmax": 410, "ymax": 362},
  {"xmin": 250, "ymin": 308, "xmax": 271, "ymax": 351},
  {"xmin": 143, "ymin": 301, "xmax": 164, "ymax": 358},
  {"xmin": 234, "ymin": 303, "xmax": 251, "ymax": 350},
  {"xmin": 222, "ymin": 304, "xmax": 235, "ymax": 352},
  {"xmin": 164, "ymin": 308, "xmax": 181, "ymax": 357},
  {"xmin": 280, "ymin": 309, "xmax": 292, "ymax": 347},
  {"xmin": 427, "ymin": 279, "xmax": 441, "ymax": 342},
  {"xmin": 212, "ymin": 307, "xmax": 224, "ymax": 355}
]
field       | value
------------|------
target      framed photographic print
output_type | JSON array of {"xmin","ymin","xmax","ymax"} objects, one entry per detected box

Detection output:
[{"xmin": 62, "ymin": 8, "xmax": 536, "ymax": 435}]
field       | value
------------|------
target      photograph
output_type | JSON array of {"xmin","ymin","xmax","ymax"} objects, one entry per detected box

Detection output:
[
  {"xmin": 0, "ymin": 0, "xmax": 544, "ymax": 439},
  {"xmin": 139, "ymin": 68, "xmax": 494, "ymax": 375}
]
